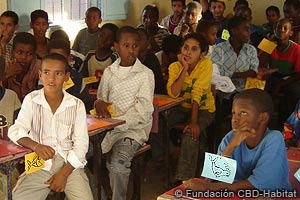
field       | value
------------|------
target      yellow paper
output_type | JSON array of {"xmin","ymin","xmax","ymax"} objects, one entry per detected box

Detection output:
[
  {"xmin": 25, "ymin": 152, "xmax": 44, "ymax": 174},
  {"xmin": 258, "ymin": 38, "xmax": 277, "ymax": 54},
  {"xmin": 90, "ymin": 108, "xmax": 97, "ymax": 115},
  {"xmin": 221, "ymin": 29, "xmax": 230, "ymax": 41},
  {"xmin": 245, "ymin": 77, "xmax": 266, "ymax": 90},
  {"xmin": 107, "ymin": 104, "xmax": 115, "ymax": 117},
  {"xmin": 83, "ymin": 76, "xmax": 98, "ymax": 85},
  {"xmin": 63, "ymin": 77, "xmax": 75, "ymax": 90}
]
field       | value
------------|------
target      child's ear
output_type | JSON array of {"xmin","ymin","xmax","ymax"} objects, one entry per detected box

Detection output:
[
  {"xmin": 289, "ymin": 29, "xmax": 294, "ymax": 37},
  {"xmin": 38, "ymin": 70, "xmax": 42, "ymax": 79},
  {"xmin": 114, "ymin": 42, "xmax": 119, "ymax": 52},
  {"xmin": 259, "ymin": 112, "xmax": 269, "ymax": 125}
]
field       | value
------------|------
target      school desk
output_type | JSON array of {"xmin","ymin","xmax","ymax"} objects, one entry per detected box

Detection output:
[
  {"xmin": 87, "ymin": 115, "xmax": 125, "ymax": 200},
  {"xmin": 152, "ymin": 94, "xmax": 188, "ymax": 187},
  {"xmin": 0, "ymin": 139, "xmax": 31, "ymax": 200}
]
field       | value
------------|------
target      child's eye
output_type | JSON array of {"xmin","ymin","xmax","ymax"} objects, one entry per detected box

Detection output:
[
  {"xmin": 43, "ymin": 71, "xmax": 49, "ymax": 75},
  {"xmin": 240, "ymin": 111, "xmax": 248, "ymax": 116},
  {"xmin": 56, "ymin": 72, "xmax": 63, "ymax": 76}
]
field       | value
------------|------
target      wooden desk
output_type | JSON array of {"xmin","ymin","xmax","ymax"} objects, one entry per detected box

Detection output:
[
  {"xmin": 87, "ymin": 115, "xmax": 125, "ymax": 200},
  {"xmin": 0, "ymin": 140, "xmax": 31, "ymax": 200},
  {"xmin": 153, "ymin": 94, "xmax": 188, "ymax": 187}
]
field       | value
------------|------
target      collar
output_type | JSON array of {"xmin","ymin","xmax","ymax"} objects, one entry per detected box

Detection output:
[
  {"xmin": 32, "ymin": 88, "xmax": 77, "ymax": 112},
  {"xmin": 277, "ymin": 40, "xmax": 291, "ymax": 53},
  {"xmin": 109, "ymin": 58, "xmax": 145, "ymax": 75}
]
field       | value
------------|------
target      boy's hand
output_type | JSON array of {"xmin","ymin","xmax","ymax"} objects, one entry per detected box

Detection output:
[
  {"xmin": 177, "ymin": 54, "xmax": 189, "ymax": 72},
  {"xmin": 232, "ymin": 122, "xmax": 256, "ymax": 146},
  {"xmin": 95, "ymin": 100, "xmax": 111, "ymax": 118},
  {"xmin": 185, "ymin": 122, "xmax": 200, "ymax": 140},
  {"xmin": 180, "ymin": 23, "xmax": 190, "ymax": 36},
  {"xmin": 34, "ymin": 144, "xmax": 55, "ymax": 160},
  {"xmin": 46, "ymin": 170, "xmax": 68, "ymax": 192},
  {"xmin": 5, "ymin": 59, "xmax": 23, "ymax": 78}
]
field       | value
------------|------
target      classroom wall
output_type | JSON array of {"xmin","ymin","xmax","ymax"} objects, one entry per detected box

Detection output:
[{"xmin": 0, "ymin": 0, "xmax": 285, "ymax": 38}]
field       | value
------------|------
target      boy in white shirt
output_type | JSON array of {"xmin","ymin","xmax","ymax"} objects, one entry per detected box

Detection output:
[
  {"xmin": 8, "ymin": 53, "xmax": 92, "ymax": 200},
  {"xmin": 95, "ymin": 26, "xmax": 154, "ymax": 200}
]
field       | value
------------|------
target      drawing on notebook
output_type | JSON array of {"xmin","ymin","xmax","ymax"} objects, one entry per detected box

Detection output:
[{"xmin": 209, "ymin": 155, "xmax": 231, "ymax": 178}]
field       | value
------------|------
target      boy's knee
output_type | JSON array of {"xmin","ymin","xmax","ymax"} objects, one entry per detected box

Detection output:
[{"xmin": 108, "ymin": 150, "xmax": 133, "ymax": 173}]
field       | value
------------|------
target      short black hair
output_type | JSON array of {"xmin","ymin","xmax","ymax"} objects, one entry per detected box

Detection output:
[
  {"xmin": 1, "ymin": 11, "xmax": 19, "ymax": 25},
  {"xmin": 143, "ymin": 4, "xmax": 159, "ymax": 21},
  {"xmin": 236, "ymin": 6, "xmax": 252, "ymax": 16},
  {"xmin": 162, "ymin": 34, "xmax": 183, "ymax": 54},
  {"xmin": 47, "ymin": 39, "xmax": 71, "ymax": 56},
  {"xmin": 209, "ymin": 0, "xmax": 226, "ymax": 8},
  {"xmin": 234, "ymin": 0, "xmax": 249, "ymax": 8},
  {"xmin": 284, "ymin": 0, "xmax": 300, "ymax": 10},
  {"xmin": 234, "ymin": 88, "xmax": 273, "ymax": 117},
  {"xmin": 50, "ymin": 29, "xmax": 69, "ymax": 42},
  {"xmin": 115, "ymin": 26, "xmax": 140, "ymax": 43},
  {"xmin": 101, "ymin": 23, "xmax": 119, "ymax": 42},
  {"xmin": 86, "ymin": 7, "xmax": 101, "ymax": 18},
  {"xmin": 0, "ymin": 56, "xmax": 4, "ymax": 80},
  {"xmin": 172, "ymin": 0, "xmax": 186, "ymax": 8},
  {"xmin": 13, "ymin": 32, "xmax": 37, "ymax": 51},
  {"xmin": 31, "ymin": 9, "xmax": 48, "ymax": 23},
  {"xmin": 196, "ymin": 20, "xmax": 218, "ymax": 33},
  {"xmin": 183, "ymin": 33, "xmax": 208, "ymax": 53},
  {"xmin": 41, "ymin": 53, "xmax": 69, "ymax": 73},
  {"xmin": 266, "ymin": 6, "xmax": 280, "ymax": 16},
  {"xmin": 227, "ymin": 16, "xmax": 249, "ymax": 32}
]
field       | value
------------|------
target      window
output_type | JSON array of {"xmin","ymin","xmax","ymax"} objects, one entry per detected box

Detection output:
[{"xmin": 45, "ymin": 0, "xmax": 101, "ymax": 23}]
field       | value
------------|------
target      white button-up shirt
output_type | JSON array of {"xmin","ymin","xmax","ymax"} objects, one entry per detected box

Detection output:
[{"xmin": 8, "ymin": 89, "xmax": 89, "ymax": 171}]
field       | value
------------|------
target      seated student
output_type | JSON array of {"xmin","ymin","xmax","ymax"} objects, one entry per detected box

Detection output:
[
  {"xmin": 0, "ymin": 11, "xmax": 19, "ymax": 61},
  {"xmin": 79, "ymin": 23, "xmax": 119, "ymax": 78},
  {"xmin": 264, "ymin": 19, "xmax": 300, "ymax": 123},
  {"xmin": 137, "ymin": 4, "xmax": 170, "ymax": 53},
  {"xmin": 4, "ymin": 32, "xmax": 41, "ymax": 101},
  {"xmin": 72, "ymin": 7, "xmax": 102, "ymax": 56},
  {"xmin": 49, "ymin": 29, "xmax": 85, "ymax": 72},
  {"xmin": 0, "ymin": 56, "xmax": 21, "ymax": 200},
  {"xmin": 283, "ymin": 100, "xmax": 300, "ymax": 148},
  {"xmin": 283, "ymin": 0, "xmax": 300, "ymax": 44},
  {"xmin": 183, "ymin": 89, "xmax": 292, "ymax": 192},
  {"xmin": 46, "ymin": 39, "xmax": 93, "ymax": 112},
  {"xmin": 137, "ymin": 28, "xmax": 165, "ymax": 94},
  {"xmin": 262, "ymin": 6, "xmax": 281, "ymax": 41},
  {"xmin": 160, "ymin": 0, "xmax": 186, "ymax": 34},
  {"xmin": 30, "ymin": 10, "xmax": 49, "ymax": 59},
  {"xmin": 8, "ymin": 53, "xmax": 93, "ymax": 200},
  {"xmin": 95, "ymin": 26, "xmax": 154, "ymax": 200},
  {"xmin": 167, "ymin": 33, "xmax": 215, "ymax": 181},
  {"xmin": 207, "ymin": 0, "xmax": 227, "ymax": 41},
  {"xmin": 196, "ymin": 20, "xmax": 218, "ymax": 58},
  {"xmin": 155, "ymin": 34, "xmax": 183, "ymax": 80},
  {"xmin": 174, "ymin": 1, "xmax": 202, "ymax": 37},
  {"xmin": 226, "ymin": 0, "xmax": 249, "ymax": 19}
]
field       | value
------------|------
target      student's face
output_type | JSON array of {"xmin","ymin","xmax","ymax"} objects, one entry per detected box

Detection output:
[
  {"xmin": 0, "ymin": 16, "xmax": 19, "ymax": 40},
  {"xmin": 39, "ymin": 59, "xmax": 70, "ymax": 93},
  {"xmin": 275, "ymin": 21, "xmax": 293, "ymax": 41},
  {"xmin": 236, "ymin": 9, "xmax": 252, "ymax": 21},
  {"xmin": 30, "ymin": 18, "xmax": 49, "ymax": 38},
  {"xmin": 203, "ymin": 26, "xmax": 218, "ymax": 45},
  {"xmin": 231, "ymin": 98, "xmax": 261, "ymax": 137},
  {"xmin": 115, "ymin": 32, "xmax": 140, "ymax": 67},
  {"xmin": 283, "ymin": 4, "xmax": 300, "ymax": 26},
  {"xmin": 185, "ymin": 8, "xmax": 202, "ymax": 25},
  {"xmin": 232, "ymin": 22, "xmax": 251, "ymax": 44},
  {"xmin": 12, "ymin": 43, "xmax": 35, "ymax": 69},
  {"xmin": 142, "ymin": 9, "xmax": 158, "ymax": 27},
  {"xmin": 85, "ymin": 11, "xmax": 102, "ymax": 31},
  {"xmin": 181, "ymin": 38, "xmax": 203, "ymax": 67},
  {"xmin": 210, "ymin": 2, "xmax": 225, "ymax": 19},
  {"xmin": 137, "ymin": 30, "xmax": 149, "ymax": 51},
  {"xmin": 266, "ymin": 10, "xmax": 280, "ymax": 23},
  {"xmin": 172, "ymin": 1, "xmax": 185, "ymax": 16},
  {"xmin": 98, "ymin": 28, "xmax": 114, "ymax": 50}
]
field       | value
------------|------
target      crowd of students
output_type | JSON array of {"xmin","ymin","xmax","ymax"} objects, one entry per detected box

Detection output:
[{"xmin": 0, "ymin": 0, "xmax": 299, "ymax": 199}]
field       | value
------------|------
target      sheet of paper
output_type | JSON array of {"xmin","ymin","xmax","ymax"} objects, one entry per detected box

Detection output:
[
  {"xmin": 25, "ymin": 152, "xmax": 44, "ymax": 174},
  {"xmin": 295, "ymin": 168, "xmax": 300, "ymax": 182},
  {"xmin": 83, "ymin": 76, "xmax": 98, "ymax": 85},
  {"xmin": 63, "ymin": 77, "xmax": 75, "ymax": 90},
  {"xmin": 221, "ymin": 29, "xmax": 230, "ymax": 41},
  {"xmin": 201, "ymin": 152, "xmax": 237, "ymax": 184},
  {"xmin": 258, "ymin": 38, "xmax": 277, "ymax": 54},
  {"xmin": 245, "ymin": 77, "xmax": 266, "ymax": 90}
]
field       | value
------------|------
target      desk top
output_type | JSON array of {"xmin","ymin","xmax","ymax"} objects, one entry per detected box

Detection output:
[
  {"xmin": 154, "ymin": 94, "xmax": 188, "ymax": 112},
  {"xmin": 0, "ymin": 140, "xmax": 31, "ymax": 163},
  {"xmin": 87, "ymin": 115, "xmax": 126, "ymax": 137}
]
